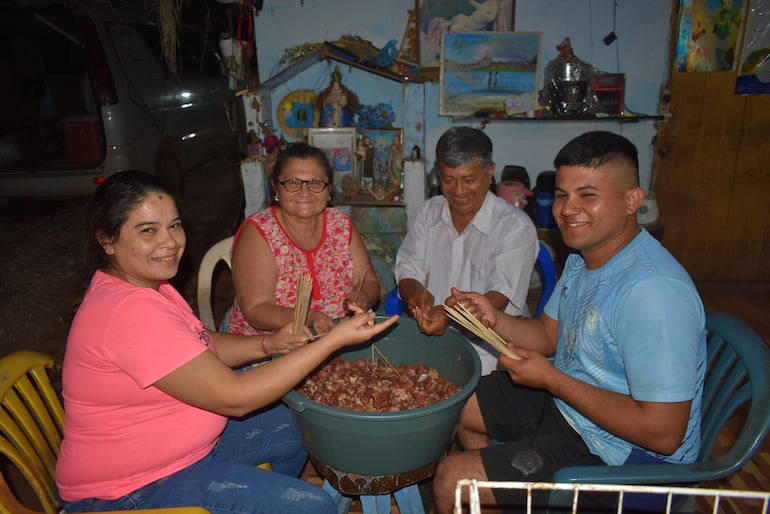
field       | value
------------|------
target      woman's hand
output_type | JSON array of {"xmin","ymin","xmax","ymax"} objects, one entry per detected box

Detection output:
[
  {"xmin": 306, "ymin": 310, "xmax": 335, "ymax": 335},
  {"xmin": 448, "ymin": 287, "xmax": 498, "ymax": 328},
  {"xmin": 263, "ymin": 322, "xmax": 312, "ymax": 356},
  {"xmin": 326, "ymin": 310, "xmax": 399, "ymax": 347}
]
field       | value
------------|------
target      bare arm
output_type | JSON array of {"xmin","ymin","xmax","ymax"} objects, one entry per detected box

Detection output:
[
  {"xmin": 550, "ymin": 370, "xmax": 691, "ymax": 455},
  {"xmin": 231, "ymin": 222, "xmax": 296, "ymax": 332},
  {"xmin": 343, "ymin": 225, "xmax": 381, "ymax": 312},
  {"xmin": 454, "ymin": 287, "xmax": 690, "ymax": 455},
  {"xmin": 209, "ymin": 325, "xmax": 310, "ymax": 367},
  {"xmin": 154, "ymin": 312, "xmax": 399, "ymax": 417},
  {"xmin": 503, "ymin": 349, "xmax": 691, "ymax": 455}
]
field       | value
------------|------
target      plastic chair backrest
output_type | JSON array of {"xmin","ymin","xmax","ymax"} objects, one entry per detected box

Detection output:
[
  {"xmin": 0, "ymin": 351, "xmax": 62, "ymax": 513},
  {"xmin": 0, "ymin": 350, "xmax": 210, "ymax": 514},
  {"xmin": 548, "ymin": 312, "xmax": 770, "ymax": 507},
  {"xmin": 197, "ymin": 236, "xmax": 235, "ymax": 331},
  {"xmin": 535, "ymin": 241, "xmax": 557, "ymax": 317}
]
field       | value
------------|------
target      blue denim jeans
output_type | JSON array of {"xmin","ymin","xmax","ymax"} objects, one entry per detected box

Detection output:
[{"xmin": 61, "ymin": 402, "xmax": 337, "ymax": 513}]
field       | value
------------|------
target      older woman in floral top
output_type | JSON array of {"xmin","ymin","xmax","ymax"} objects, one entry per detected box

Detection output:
[{"xmin": 222, "ymin": 143, "xmax": 381, "ymax": 356}]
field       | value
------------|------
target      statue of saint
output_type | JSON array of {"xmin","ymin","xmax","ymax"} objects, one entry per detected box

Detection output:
[{"xmin": 315, "ymin": 67, "xmax": 360, "ymax": 128}]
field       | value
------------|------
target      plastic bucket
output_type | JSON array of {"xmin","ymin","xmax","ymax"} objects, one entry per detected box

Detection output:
[{"xmin": 282, "ymin": 317, "xmax": 481, "ymax": 476}]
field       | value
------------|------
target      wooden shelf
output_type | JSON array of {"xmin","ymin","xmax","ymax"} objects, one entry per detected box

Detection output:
[
  {"xmin": 261, "ymin": 42, "xmax": 422, "ymax": 90},
  {"xmin": 332, "ymin": 193, "xmax": 404, "ymax": 207},
  {"xmin": 466, "ymin": 114, "xmax": 664, "ymax": 126}
]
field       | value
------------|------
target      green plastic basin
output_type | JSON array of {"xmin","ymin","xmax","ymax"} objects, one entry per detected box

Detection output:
[{"xmin": 282, "ymin": 317, "xmax": 481, "ymax": 476}]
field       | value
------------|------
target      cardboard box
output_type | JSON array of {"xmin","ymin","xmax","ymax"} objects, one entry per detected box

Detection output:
[{"xmin": 60, "ymin": 116, "xmax": 104, "ymax": 164}]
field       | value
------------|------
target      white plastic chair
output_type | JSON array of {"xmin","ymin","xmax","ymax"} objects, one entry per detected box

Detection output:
[{"xmin": 197, "ymin": 236, "xmax": 234, "ymax": 331}]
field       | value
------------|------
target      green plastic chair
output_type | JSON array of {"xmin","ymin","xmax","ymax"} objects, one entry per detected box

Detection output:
[
  {"xmin": 534, "ymin": 241, "xmax": 557, "ymax": 317},
  {"xmin": 548, "ymin": 311, "xmax": 770, "ymax": 509}
]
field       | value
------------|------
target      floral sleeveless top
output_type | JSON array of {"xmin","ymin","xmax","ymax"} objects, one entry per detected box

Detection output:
[{"xmin": 224, "ymin": 206, "xmax": 354, "ymax": 335}]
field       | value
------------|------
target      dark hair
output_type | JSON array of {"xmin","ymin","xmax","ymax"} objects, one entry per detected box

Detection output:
[
  {"xmin": 553, "ymin": 131, "xmax": 640, "ymax": 185},
  {"xmin": 435, "ymin": 126, "xmax": 494, "ymax": 170},
  {"xmin": 270, "ymin": 142, "xmax": 334, "ymax": 187},
  {"xmin": 85, "ymin": 170, "xmax": 178, "ymax": 271}
]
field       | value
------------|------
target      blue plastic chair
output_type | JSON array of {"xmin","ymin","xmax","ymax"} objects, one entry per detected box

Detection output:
[
  {"xmin": 547, "ymin": 311, "xmax": 770, "ymax": 509},
  {"xmin": 535, "ymin": 241, "xmax": 557, "ymax": 317}
]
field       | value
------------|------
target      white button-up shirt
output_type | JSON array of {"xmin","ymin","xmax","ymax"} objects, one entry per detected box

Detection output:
[{"xmin": 396, "ymin": 192, "xmax": 539, "ymax": 373}]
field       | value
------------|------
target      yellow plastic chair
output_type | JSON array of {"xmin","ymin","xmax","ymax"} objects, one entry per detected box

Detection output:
[
  {"xmin": 0, "ymin": 350, "xmax": 209, "ymax": 514},
  {"xmin": 196, "ymin": 236, "xmax": 234, "ymax": 331}
]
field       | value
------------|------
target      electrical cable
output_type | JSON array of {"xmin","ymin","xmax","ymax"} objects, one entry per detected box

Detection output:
[
  {"xmin": 613, "ymin": 1, "xmax": 620, "ymax": 72},
  {"xmin": 589, "ymin": 0, "xmax": 595, "ymax": 67}
]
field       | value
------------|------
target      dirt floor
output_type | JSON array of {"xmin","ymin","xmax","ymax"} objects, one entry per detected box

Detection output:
[{"xmin": 0, "ymin": 152, "xmax": 244, "ymax": 365}]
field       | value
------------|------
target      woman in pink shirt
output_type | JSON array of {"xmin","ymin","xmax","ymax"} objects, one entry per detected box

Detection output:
[{"xmin": 56, "ymin": 170, "xmax": 398, "ymax": 513}]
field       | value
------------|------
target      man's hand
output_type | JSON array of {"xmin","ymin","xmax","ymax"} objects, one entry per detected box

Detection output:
[
  {"xmin": 407, "ymin": 289, "xmax": 435, "ymax": 318},
  {"xmin": 414, "ymin": 304, "xmax": 449, "ymax": 335},
  {"xmin": 448, "ymin": 287, "xmax": 498, "ymax": 328},
  {"xmin": 500, "ymin": 346, "xmax": 556, "ymax": 389}
]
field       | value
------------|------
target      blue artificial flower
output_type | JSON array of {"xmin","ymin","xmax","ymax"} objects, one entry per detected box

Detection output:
[{"xmin": 354, "ymin": 103, "xmax": 395, "ymax": 129}]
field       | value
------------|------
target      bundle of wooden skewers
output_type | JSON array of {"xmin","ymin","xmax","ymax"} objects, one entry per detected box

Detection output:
[
  {"xmin": 442, "ymin": 302, "xmax": 521, "ymax": 360},
  {"xmin": 293, "ymin": 273, "xmax": 313, "ymax": 335}
]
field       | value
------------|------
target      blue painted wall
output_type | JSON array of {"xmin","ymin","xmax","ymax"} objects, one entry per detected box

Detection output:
[{"xmin": 254, "ymin": 0, "xmax": 673, "ymax": 192}]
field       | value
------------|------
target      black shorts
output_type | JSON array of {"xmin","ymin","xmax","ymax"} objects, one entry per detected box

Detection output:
[{"xmin": 477, "ymin": 371, "xmax": 605, "ymax": 512}]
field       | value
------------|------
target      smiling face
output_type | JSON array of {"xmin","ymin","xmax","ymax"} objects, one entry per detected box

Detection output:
[
  {"xmin": 101, "ymin": 192, "xmax": 186, "ymax": 289},
  {"xmin": 553, "ymin": 160, "xmax": 643, "ymax": 268},
  {"xmin": 439, "ymin": 158, "xmax": 494, "ymax": 223},
  {"xmin": 274, "ymin": 156, "xmax": 331, "ymax": 220}
]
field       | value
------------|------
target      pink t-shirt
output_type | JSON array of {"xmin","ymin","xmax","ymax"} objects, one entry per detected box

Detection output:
[
  {"xmin": 56, "ymin": 271, "xmax": 226, "ymax": 501},
  {"xmin": 224, "ymin": 206, "xmax": 354, "ymax": 335}
]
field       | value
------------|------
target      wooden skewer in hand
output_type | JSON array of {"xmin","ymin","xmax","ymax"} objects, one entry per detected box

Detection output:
[
  {"xmin": 292, "ymin": 273, "xmax": 313, "ymax": 335},
  {"xmin": 442, "ymin": 302, "xmax": 521, "ymax": 360}
]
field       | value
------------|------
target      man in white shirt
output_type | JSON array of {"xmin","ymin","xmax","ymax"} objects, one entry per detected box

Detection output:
[{"xmin": 395, "ymin": 126, "xmax": 538, "ymax": 374}]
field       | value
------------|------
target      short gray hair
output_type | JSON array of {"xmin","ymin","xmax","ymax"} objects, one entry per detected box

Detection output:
[{"xmin": 435, "ymin": 126, "xmax": 493, "ymax": 170}]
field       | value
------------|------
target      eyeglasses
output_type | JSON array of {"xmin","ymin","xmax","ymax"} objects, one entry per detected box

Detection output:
[{"xmin": 278, "ymin": 178, "xmax": 330, "ymax": 193}]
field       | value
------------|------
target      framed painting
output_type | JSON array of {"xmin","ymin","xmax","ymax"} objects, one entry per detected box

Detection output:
[
  {"xmin": 307, "ymin": 127, "xmax": 357, "ymax": 196},
  {"xmin": 439, "ymin": 31, "xmax": 541, "ymax": 117},
  {"xmin": 673, "ymin": 0, "xmax": 747, "ymax": 72},
  {"xmin": 418, "ymin": 0, "xmax": 515, "ymax": 74},
  {"xmin": 735, "ymin": 0, "xmax": 770, "ymax": 94},
  {"xmin": 357, "ymin": 128, "xmax": 404, "ymax": 202}
]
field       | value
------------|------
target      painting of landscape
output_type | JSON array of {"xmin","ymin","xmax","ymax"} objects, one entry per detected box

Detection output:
[{"xmin": 440, "ymin": 31, "xmax": 541, "ymax": 116}]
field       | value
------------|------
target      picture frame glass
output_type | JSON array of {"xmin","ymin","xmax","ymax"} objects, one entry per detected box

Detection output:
[
  {"xmin": 439, "ymin": 31, "xmax": 541, "ymax": 117},
  {"xmin": 418, "ymin": 0, "xmax": 515, "ymax": 72},
  {"xmin": 674, "ymin": 0, "xmax": 746, "ymax": 73},
  {"xmin": 357, "ymin": 128, "xmax": 403, "ymax": 202},
  {"xmin": 307, "ymin": 128, "xmax": 357, "ymax": 196}
]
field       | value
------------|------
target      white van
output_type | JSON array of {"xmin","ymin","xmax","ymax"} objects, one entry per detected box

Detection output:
[{"xmin": 0, "ymin": 0, "xmax": 236, "ymax": 198}]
